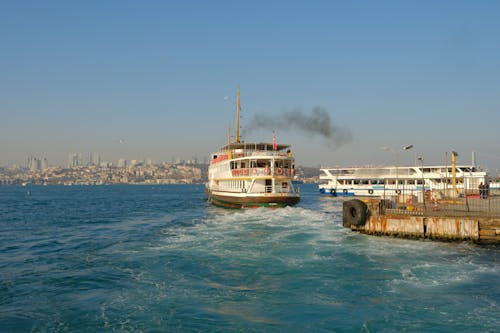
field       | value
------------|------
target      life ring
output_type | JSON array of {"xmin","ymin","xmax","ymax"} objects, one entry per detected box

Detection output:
[
  {"xmin": 342, "ymin": 199, "xmax": 368, "ymax": 228},
  {"xmin": 252, "ymin": 168, "xmax": 257, "ymax": 175},
  {"xmin": 276, "ymin": 168, "xmax": 283, "ymax": 175},
  {"xmin": 368, "ymin": 189, "xmax": 374, "ymax": 195},
  {"xmin": 343, "ymin": 189, "xmax": 348, "ymax": 194},
  {"xmin": 396, "ymin": 189, "xmax": 401, "ymax": 194},
  {"xmin": 264, "ymin": 167, "xmax": 270, "ymax": 175}
]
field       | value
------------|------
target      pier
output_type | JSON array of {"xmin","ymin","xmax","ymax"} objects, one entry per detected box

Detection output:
[{"xmin": 342, "ymin": 195, "xmax": 500, "ymax": 244}]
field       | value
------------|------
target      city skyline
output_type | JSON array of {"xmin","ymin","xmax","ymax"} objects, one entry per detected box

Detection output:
[
  {"xmin": 3, "ymin": 152, "xmax": 208, "ymax": 170},
  {"xmin": 2, "ymin": 1, "xmax": 500, "ymax": 171}
]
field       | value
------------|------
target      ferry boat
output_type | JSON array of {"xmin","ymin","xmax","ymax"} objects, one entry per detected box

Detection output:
[
  {"xmin": 319, "ymin": 163, "xmax": 487, "ymax": 198},
  {"xmin": 205, "ymin": 89, "xmax": 300, "ymax": 208}
]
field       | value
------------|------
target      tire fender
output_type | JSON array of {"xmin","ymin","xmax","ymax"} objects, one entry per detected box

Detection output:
[{"xmin": 342, "ymin": 199, "xmax": 368, "ymax": 228}]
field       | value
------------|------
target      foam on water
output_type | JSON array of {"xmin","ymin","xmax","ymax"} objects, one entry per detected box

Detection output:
[{"xmin": 0, "ymin": 184, "xmax": 498, "ymax": 332}]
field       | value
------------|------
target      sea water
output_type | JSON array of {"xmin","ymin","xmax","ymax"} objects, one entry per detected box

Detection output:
[{"xmin": 0, "ymin": 184, "xmax": 498, "ymax": 332}]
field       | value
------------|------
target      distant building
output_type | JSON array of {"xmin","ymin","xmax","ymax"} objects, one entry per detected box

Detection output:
[
  {"xmin": 130, "ymin": 159, "xmax": 141, "ymax": 167},
  {"xmin": 29, "ymin": 157, "xmax": 41, "ymax": 171},
  {"xmin": 90, "ymin": 152, "xmax": 100, "ymax": 166},
  {"xmin": 41, "ymin": 158, "xmax": 49, "ymax": 170},
  {"xmin": 100, "ymin": 161, "xmax": 112, "ymax": 168},
  {"xmin": 68, "ymin": 153, "xmax": 82, "ymax": 168},
  {"xmin": 117, "ymin": 159, "xmax": 127, "ymax": 168}
]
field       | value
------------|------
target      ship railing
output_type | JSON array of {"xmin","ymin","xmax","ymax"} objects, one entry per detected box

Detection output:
[
  {"xmin": 260, "ymin": 185, "xmax": 298, "ymax": 194},
  {"xmin": 378, "ymin": 183, "xmax": 500, "ymax": 217},
  {"xmin": 231, "ymin": 167, "xmax": 296, "ymax": 177},
  {"xmin": 263, "ymin": 185, "xmax": 292, "ymax": 194},
  {"xmin": 250, "ymin": 151, "xmax": 290, "ymax": 157},
  {"xmin": 220, "ymin": 149, "xmax": 290, "ymax": 158}
]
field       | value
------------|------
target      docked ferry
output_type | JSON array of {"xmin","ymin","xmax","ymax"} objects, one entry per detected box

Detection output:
[
  {"xmin": 205, "ymin": 89, "xmax": 300, "ymax": 208},
  {"xmin": 319, "ymin": 164, "xmax": 487, "ymax": 198}
]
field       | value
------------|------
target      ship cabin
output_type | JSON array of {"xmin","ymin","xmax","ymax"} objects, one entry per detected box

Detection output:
[{"xmin": 209, "ymin": 142, "xmax": 297, "ymax": 194}]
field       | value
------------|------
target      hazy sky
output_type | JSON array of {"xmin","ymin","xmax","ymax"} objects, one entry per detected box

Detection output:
[{"xmin": 2, "ymin": 1, "xmax": 500, "ymax": 171}]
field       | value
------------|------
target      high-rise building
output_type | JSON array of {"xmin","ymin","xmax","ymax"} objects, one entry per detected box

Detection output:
[
  {"xmin": 68, "ymin": 153, "xmax": 76, "ymax": 168},
  {"xmin": 68, "ymin": 153, "xmax": 85, "ymax": 167},
  {"xmin": 27, "ymin": 156, "xmax": 33, "ymax": 169},
  {"xmin": 41, "ymin": 158, "xmax": 49, "ymax": 170},
  {"xmin": 117, "ymin": 159, "xmax": 127, "ymax": 168},
  {"xmin": 29, "ymin": 157, "xmax": 40, "ymax": 171},
  {"xmin": 90, "ymin": 152, "xmax": 101, "ymax": 166}
]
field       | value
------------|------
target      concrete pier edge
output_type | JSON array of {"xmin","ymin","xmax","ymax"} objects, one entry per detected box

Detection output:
[{"xmin": 343, "ymin": 199, "xmax": 500, "ymax": 245}]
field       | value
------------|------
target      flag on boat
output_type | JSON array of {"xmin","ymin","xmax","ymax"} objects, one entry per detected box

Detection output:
[{"xmin": 273, "ymin": 131, "xmax": 277, "ymax": 150}]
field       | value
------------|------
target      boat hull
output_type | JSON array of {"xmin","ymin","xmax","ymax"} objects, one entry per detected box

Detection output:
[{"xmin": 206, "ymin": 189, "xmax": 300, "ymax": 208}]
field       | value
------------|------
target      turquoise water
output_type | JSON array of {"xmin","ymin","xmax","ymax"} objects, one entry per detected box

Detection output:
[{"xmin": 0, "ymin": 184, "xmax": 498, "ymax": 332}]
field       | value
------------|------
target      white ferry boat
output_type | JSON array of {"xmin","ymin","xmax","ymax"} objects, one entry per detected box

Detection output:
[
  {"xmin": 205, "ymin": 89, "xmax": 300, "ymax": 208},
  {"xmin": 319, "ymin": 164, "xmax": 487, "ymax": 198}
]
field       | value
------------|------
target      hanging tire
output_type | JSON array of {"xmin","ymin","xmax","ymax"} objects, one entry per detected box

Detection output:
[
  {"xmin": 343, "ymin": 199, "xmax": 368, "ymax": 228},
  {"xmin": 330, "ymin": 189, "xmax": 337, "ymax": 197}
]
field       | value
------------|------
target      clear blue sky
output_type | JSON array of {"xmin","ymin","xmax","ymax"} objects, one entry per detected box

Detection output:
[{"xmin": 1, "ymin": 1, "xmax": 500, "ymax": 172}]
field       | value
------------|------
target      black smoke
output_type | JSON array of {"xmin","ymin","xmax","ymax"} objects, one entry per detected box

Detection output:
[{"xmin": 244, "ymin": 107, "xmax": 351, "ymax": 148}]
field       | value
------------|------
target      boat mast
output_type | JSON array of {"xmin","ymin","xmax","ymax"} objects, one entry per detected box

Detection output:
[
  {"xmin": 452, "ymin": 151, "xmax": 458, "ymax": 194},
  {"xmin": 235, "ymin": 87, "xmax": 240, "ymax": 144},
  {"xmin": 227, "ymin": 121, "xmax": 233, "ymax": 158}
]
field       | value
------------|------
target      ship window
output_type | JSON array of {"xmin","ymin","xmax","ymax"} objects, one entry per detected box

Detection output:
[
  {"xmin": 417, "ymin": 179, "xmax": 423, "ymax": 184},
  {"xmin": 241, "ymin": 161, "xmax": 246, "ymax": 168},
  {"xmin": 407, "ymin": 180, "xmax": 415, "ymax": 185},
  {"xmin": 257, "ymin": 160, "xmax": 268, "ymax": 167}
]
